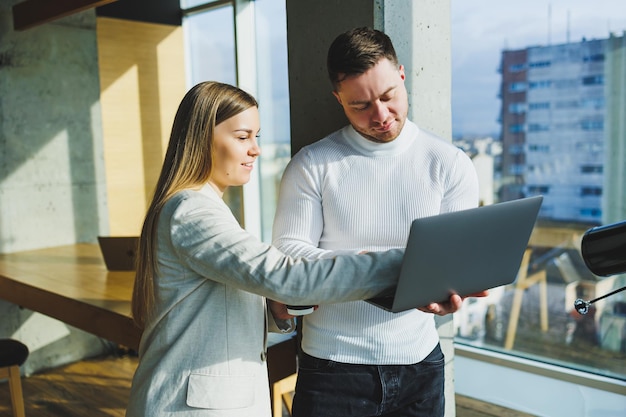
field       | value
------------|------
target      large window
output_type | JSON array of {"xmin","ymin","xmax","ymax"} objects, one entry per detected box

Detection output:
[
  {"xmin": 182, "ymin": 1, "xmax": 241, "ymax": 221},
  {"xmin": 452, "ymin": 0, "xmax": 626, "ymax": 387},
  {"xmin": 183, "ymin": 2, "xmax": 236, "ymax": 85},
  {"xmin": 181, "ymin": 0, "xmax": 290, "ymax": 240}
]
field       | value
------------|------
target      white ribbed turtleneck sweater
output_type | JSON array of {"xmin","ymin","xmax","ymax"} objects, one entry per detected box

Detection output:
[{"xmin": 273, "ymin": 120, "xmax": 479, "ymax": 364}]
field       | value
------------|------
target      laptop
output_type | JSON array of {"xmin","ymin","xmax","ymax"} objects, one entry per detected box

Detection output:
[
  {"xmin": 97, "ymin": 236, "xmax": 139, "ymax": 271},
  {"xmin": 366, "ymin": 196, "xmax": 543, "ymax": 312}
]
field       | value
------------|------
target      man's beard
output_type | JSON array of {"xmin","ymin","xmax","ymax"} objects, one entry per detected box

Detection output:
[{"xmin": 354, "ymin": 116, "xmax": 406, "ymax": 144}]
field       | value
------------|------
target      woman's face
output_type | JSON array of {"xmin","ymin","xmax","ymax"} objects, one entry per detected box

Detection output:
[{"xmin": 208, "ymin": 106, "xmax": 261, "ymax": 196}]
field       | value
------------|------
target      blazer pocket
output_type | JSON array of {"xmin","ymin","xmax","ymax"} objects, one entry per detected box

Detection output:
[{"xmin": 186, "ymin": 373, "xmax": 255, "ymax": 409}]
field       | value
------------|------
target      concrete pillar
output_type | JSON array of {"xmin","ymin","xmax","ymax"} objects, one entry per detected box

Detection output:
[{"xmin": 286, "ymin": 1, "xmax": 456, "ymax": 415}]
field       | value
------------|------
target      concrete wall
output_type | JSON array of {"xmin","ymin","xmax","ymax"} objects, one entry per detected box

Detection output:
[
  {"xmin": 0, "ymin": 0, "xmax": 111, "ymax": 373},
  {"xmin": 285, "ymin": 1, "xmax": 456, "ymax": 415},
  {"xmin": 0, "ymin": 2, "xmax": 108, "ymax": 254},
  {"xmin": 285, "ymin": 0, "xmax": 374, "ymax": 153}
]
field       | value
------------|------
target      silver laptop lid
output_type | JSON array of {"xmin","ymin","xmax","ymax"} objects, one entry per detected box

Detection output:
[{"xmin": 369, "ymin": 196, "xmax": 543, "ymax": 312}]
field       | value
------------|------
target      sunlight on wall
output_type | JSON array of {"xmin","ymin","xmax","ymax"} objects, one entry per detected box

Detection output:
[
  {"xmin": 13, "ymin": 313, "xmax": 71, "ymax": 352},
  {"xmin": 97, "ymin": 17, "xmax": 186, "ymax": 235},
  {"xmin": 100, "ymin": 64, "xmax": 146, "ymax": 234},
  {"xmin": 2, "ymin": 130, "xmax": 78, "ymax": 245}
]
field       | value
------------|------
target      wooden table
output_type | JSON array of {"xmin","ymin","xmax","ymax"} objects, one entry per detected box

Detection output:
[
  {"xmin": 0, "ymin": 244, "xmax": 141, "ymax": 350},
  {"xmin": 0, "ymin": 243, "xmax": 300, "ymax": 416}
]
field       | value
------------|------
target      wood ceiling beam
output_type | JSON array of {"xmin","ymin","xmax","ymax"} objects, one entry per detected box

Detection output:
[{"xmin": 13, "ymin": 0, "xmax": 119, "ymax": 31}]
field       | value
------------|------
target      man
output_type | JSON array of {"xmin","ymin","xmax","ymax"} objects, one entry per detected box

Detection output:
[{"xmin": 272, "ymin": 27, "xmax": 482, "ymax": 417}]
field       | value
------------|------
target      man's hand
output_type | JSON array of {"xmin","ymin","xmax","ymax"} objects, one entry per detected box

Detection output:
[{"xmin": 418, "ymin": 290, "xmax": 489, "ymax": 316}]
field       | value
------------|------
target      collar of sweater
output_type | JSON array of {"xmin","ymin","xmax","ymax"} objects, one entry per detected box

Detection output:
[{"xmin": 343, "ymin": 119, "xmax": 417, "ymax": 157}]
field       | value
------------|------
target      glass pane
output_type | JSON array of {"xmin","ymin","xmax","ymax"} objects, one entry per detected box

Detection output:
[
  {"xmin": 254, "ymin": 0, "xmax": 291, "ymax": 242},
  {"xmin": 180, "ymin": 0, "xmax": 224, "ymax": 10},
  {"xmin": 451, "ymin": 1, "xmax": 626, "ymax": 382},
  {"xmin": 184, "ymin": 4, "xmax": 236, "ymax": 85},
  {"xmin": 182, "ymin": 3, "xmax": 242, "ymax": 220}
]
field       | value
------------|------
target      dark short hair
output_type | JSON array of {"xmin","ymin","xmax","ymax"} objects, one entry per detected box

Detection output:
[{"xmin": 327, "ymin": 27, "xmax": 399, "ymax": 90}]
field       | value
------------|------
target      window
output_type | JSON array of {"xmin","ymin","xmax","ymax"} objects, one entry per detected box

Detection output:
[
  {"xmin": 580, "ymin": 186, "xmax": 602, "ymax": 196},
  {"xmin": 509, "ymin": 82, "xmax": 527, "ymax": 92},
  {"xmin": 528, "ymin": 123, "xmax": 549, "ymax": 132},
  {"xmin": 580, "ymin": 97, "xmax": 605, "ymax": 109},
  {"xmin": 527, "ymin": 185, "xmax": 549, "ymax": 193},
  {"xmin": 183, "ymin": 3, "xmax": 236, "ymax": 85},
  {"xmin": 508, "ymin": 164, "xmax": 524, "ymax": 175},
  {"xmin": 508, "ymin": 102, "xmax": 526, "ymax": 114},
  {"xmin": 554, "ymin": 99, "xmax": 579, "ymax": 109},
  {"xmin": 581, "ymin": 165, "xmax": 603, "ymax": 174},
  {"xmin": 554, "ymin": 78, "xmax": 580, "ymax": 89},
  {"xmin": 453, "ymin": 2, "xmax": 626, "ymax": 397},
  {"xmin": 576, "ymin": 141, "xmax": 603, "ymax": 154},
  {"xmin": 529, "ymin": 60, "xmax": 550, "ymax": 68},
  {"xmin": 181, "ymin": 0, "xmax": 291, "ymax": 241},
  {"xmin": 581, "ymin": 120, "xmax": 604, "ymax": 131},
  {"xmin": 580, "ymin": 207, "xmax": 602, "ymax": 217},
  {"xmin": 528, "ymin": 80, "xmax": 552, "ymax": 89},
  {"xmin": 583, "ymin": 53, "xmax": 605, "ymax": 62},
  {"xmin": 582, "ymin": 75, "xmax": 604, "ymax": 85},
  {"xmin": 182, "ymin": 2, "xmax": 241, "ymax": 221},
  {"xmin": 253, "ymin": 0, "xmax": 291, "ymax": 240},
  {"xmin": 529, "ymin": 102, "xmax": 550, "ymax": 110}
]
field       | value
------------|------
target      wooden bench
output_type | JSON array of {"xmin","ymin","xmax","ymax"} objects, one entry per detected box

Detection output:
[{"xmin": 0, "ymin": 244, "xmax": 141, "ymax": 351}]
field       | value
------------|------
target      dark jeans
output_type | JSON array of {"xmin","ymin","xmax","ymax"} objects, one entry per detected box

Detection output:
[{"xmin": 292, "ymin": 344, "xmax": 445, "ymax": 417}]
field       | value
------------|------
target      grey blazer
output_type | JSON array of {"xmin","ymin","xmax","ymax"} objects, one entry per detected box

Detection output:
[{"xmin": 125, "ymin": 184, "xmax": 402, "ymax": 416}]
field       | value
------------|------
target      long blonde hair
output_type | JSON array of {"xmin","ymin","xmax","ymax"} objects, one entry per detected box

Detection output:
[{"xmin": 132, "ymin": 81, "xmax": 258, "ymax": 329}]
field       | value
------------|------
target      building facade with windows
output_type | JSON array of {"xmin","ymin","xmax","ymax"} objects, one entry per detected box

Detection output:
[{"xmin": 499, "ymin": 34, "xmax": 625, "ymax": 225}]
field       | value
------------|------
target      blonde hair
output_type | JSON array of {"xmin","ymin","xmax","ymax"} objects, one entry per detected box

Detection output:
[{"xmin": 132, "ymin": 81, "xmax": 258, "ymax": 329}]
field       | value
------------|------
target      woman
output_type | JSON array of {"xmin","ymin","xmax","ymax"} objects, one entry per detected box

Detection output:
[{"xmin": 125, "ymin": 81, "xmax": 403, "ymax": 416}]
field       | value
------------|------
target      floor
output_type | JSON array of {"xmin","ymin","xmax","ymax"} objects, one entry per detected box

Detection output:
[{"xmin": 0, "ymin": 352, "xmax": 537, "ymax": 417}]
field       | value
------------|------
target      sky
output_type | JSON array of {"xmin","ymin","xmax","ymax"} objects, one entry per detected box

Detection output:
[{"xmin": 451, "ymin": 0, "xmax": 626, "ymax": 137}]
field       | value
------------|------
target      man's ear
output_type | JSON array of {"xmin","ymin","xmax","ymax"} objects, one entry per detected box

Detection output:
[{"xmin": 332, "ymin": 90, "xmax": 342, "ymax": 105}]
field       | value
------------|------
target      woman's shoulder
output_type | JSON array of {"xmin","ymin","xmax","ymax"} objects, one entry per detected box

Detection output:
[
  {"xmin": 167, "ymin": 185, "xmax": 220, "ymax": 205},
  {"xmin": 162, "ymin": 186, "xmax": 231, "ymax": 221}
]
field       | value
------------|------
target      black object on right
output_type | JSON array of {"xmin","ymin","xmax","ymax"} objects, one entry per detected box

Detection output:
[
  {"xmin": 581, "ymin": 220, "xmax": 626, "ymax": 277},
  {"xmin": 575, "ymin": 219, "xmax": 626, "ymax": 315}
]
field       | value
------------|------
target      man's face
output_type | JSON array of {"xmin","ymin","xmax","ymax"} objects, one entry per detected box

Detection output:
[{"xmin": 333, "ymin": 58, "xmax": 409, "ymax": 143}]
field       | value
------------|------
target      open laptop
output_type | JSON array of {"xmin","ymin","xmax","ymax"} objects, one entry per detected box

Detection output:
[
  {"xmin": 366, "ymin": 196, "xmax": 543, "ymax": 312},
  {"xmin": 97, "ymin": 236, "xmax": 139, "ymax": 271}
]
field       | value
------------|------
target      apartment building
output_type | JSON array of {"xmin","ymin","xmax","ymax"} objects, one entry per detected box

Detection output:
[{"xmin": 499, "ymin": 33, "xmax": 626, "ymax": 225}]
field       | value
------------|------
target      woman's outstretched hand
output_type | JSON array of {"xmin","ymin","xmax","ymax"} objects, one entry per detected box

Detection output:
[{"xmin": 267, "ymin": 300, "xmax": 293, "ymax": 319}]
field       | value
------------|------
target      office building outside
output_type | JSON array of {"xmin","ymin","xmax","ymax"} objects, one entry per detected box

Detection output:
[{"xmin": 499, "ymin": 32, "xmax": 626, "ymax": 225}]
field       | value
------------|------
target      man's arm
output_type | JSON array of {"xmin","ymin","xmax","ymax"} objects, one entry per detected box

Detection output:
[
  {"xmin": 440, "ymin": 149, "xmax": 480, "ymax": 213},
  {"xmin": 272, "ymin": 150, "xmax": 336, "ymax": 259}
]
